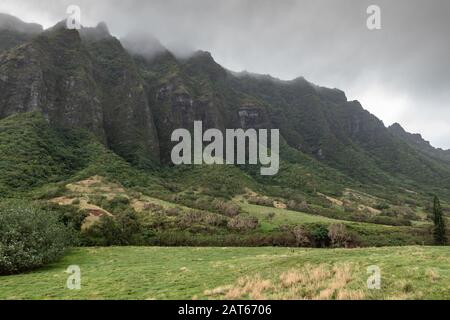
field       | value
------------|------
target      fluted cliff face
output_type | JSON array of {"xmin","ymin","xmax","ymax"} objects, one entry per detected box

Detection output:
[
  {"xmin": 1, "ymin": 13, "xmax": 450, "ymax": 191},
  {"xmin": 0, "ymin": 28, "xmax": 105, "ymax": 138},
  {"xmin": 0, "ymin": 16, "xmax": 159, "ymax": 166}
]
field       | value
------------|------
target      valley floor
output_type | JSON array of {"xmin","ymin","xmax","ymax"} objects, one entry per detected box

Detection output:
[{"xmin": 0, "ymin": 246, "xmax": 448, "ymax": 300}]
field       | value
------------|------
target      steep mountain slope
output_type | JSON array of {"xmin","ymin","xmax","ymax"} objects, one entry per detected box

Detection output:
[
  {"xmin": 0, "ymin": 19, "xmax": 159, "ymax": 167},
  {"xmin": 131, "ymin": 46, "xmax": 450, "ymax": 195},
  {"xmin": 1, "ymin": 15, "xmax": 450, "ymax": 249},
  {"xmin": 0, "ymin": 112, "xmax": 164, "ymax": 198},
  {"xmin": 0, "ymin": 112, "xmax": 88, "ymax": 195},
  {"xmin": 1, "ymin": 15, "xmax": 450, "ymax": 206},
  {"xmin": 225, "ymin": 72, "xmax": 450, "ymax": 190}
]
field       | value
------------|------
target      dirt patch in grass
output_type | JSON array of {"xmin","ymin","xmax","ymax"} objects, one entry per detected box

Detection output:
[
  {"xmin": 317, "ymin": 192, "xmax": 344, "ymax": 207},
  {"xmin": 51, "ymin": 196, "xmax": 77, "ymax": 206},
  {"xmin": 357, "ymin": 204, "xmax": 382, "ymax": 215},
  {"xmin": 273, "ymin": 201, "xmax": 287, "ymax": 209}
]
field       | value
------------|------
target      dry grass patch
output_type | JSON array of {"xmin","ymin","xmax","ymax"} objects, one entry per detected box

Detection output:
[
  {"xmin": 66, "ymin": 175, "xmax": 126, "ymax": 195},
  {"xmin": 205, "ymin": 263, "xmax": 365, "ymax": 300},
  {"xmin": 425, "ymin": 268, "xmax": 440, "ymax": 282},
  {"xmin": 226, "ymin": 276, "xmax": 272, "ymax": 300},
  {"xmin": 273, "ymin": 201, "xmax": 287, "ymax": 209},
  {"xmin": 131, "ymin": 199, "xmax": 152, "ymax": 213}
]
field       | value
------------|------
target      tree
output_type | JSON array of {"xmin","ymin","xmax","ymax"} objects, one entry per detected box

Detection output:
[{"xmin": 433, "ymin": 196, "xmax": 447, "ymax": 245}]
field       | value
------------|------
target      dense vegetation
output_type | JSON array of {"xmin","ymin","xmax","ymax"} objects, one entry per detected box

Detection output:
[
  {"xmin": 0, "ymin": 110, "xmax": 446, "ymax": 252},
  {"xmin": 0, "ymin": 14, "xmax": 449, "ymax": 282},
  {"xmin": 0, "ymin": 200, "xmax": 73, "ymax": 275}
]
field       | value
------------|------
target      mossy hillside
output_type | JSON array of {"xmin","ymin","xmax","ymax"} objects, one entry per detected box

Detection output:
[{"xmin": 0, "ymin": 112, "xmax": 164, "ymax": 198}]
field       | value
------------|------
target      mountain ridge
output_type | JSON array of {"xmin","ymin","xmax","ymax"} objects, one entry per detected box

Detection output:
[
  {"xmin": 1, "ymin": 14, "xmax": 450, "ymax": 202},
  {"xmin": 0, "ymin": 13, "xmax": 43, "ymax": 34},
  {"xmin": 389, "ymin": 122, "xmax": 450, "ymax": 163}
]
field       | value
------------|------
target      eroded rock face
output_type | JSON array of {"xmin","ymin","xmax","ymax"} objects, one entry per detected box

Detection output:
[
  {"xmin": 238, "ymin": 106, "xmax": 270, "ymax": 129},
  {"xmin": 150, "ymin": 78, "xmax": 226, "ymax": 162},
  {"xmin": 85, "ymin": 35, "xmax": 160, "ymax": 165},
  {"xmin": 0, "ymin": 22, "xmax": 160, "ymax": 165},
  {"xmin": 0, "ymin": 28, "xmax": 106, "ymax": 141},
  {"xmin": 2, "ymin": 14, "xmax": 450, "ymax": 189}
]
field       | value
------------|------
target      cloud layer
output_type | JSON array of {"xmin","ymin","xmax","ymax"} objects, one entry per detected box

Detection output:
[{"xmin": 1, "ymin": 0, "xmax": 449, "ymax": 148}]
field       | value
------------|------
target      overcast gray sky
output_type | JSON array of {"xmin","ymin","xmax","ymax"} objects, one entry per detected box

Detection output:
[{"xmin": 1, "ymin": 0, "xmax": 449, "ymax": 149}]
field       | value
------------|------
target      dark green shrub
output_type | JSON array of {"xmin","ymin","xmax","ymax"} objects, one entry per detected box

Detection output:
[
  {"xmin": 307, "ymin": 224, "xmax": 330, "ymax": 248},
  {"xmin": 98, "ymin": 195, "xmax": 131, "ymax": 214},
  {"xmin": 116, "ymin": 210, "xmax": 142, "ymax": 244},
  {"xmin": 374, "ymin": 203, "xmax": 390, "ymax": 210},
  {"xmin": 82, "ymin": 209, "xmax": 142, "ymax": 246},
  {"xmin": 82, "ymin": 216, "xmax": 120, "ymax": 246},
  {"xmin": 433, "ymin": 196, "xmax": 448, "ymax": 245},
  {"xmin": 37, "ymin": 202, "xmax": 87, "ymax": 231},
  {"xmin": 0, "ymin": 201, "xmax": 73, "ymax": 275},
  {"xmin": 110, "ymin": 195, "xmax": 130, "ymax": 206}
]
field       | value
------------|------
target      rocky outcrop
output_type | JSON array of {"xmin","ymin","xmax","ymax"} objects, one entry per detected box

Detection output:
[
  {"xmin": 83, "ymin": 32, "xmax": 160, "ymax": 166},
  {"xmin": 0, "ymin": 27, "xmax": 106, "ymax": 140}
]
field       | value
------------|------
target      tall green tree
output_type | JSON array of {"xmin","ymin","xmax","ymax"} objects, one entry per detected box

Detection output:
[{"xmin": 433, "ymin": 196, "xmax": 448, "ymax": 245}]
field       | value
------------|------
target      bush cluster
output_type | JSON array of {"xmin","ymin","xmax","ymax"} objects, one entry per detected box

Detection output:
[
  {"xmin": 288, "ymin": 223, "xmax": 361, "ymax": 248},
  {"xmin": 0, "ymin": 201, "xmax": 74, "ymax": 275}
]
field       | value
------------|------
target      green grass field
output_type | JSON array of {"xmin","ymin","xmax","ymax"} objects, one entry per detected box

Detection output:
[
  {"xmin": 241, "ymin": 202, "xmax": 338, "ymax": 228},
  {"xmin": 0, "ymin": 246, "xmax": 448, "ymax": 300}
]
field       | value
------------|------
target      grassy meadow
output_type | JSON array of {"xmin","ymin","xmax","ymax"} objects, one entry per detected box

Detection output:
[{"xmin": 0, "ymin": 246, "xmax": 448, "ymax": 300}]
